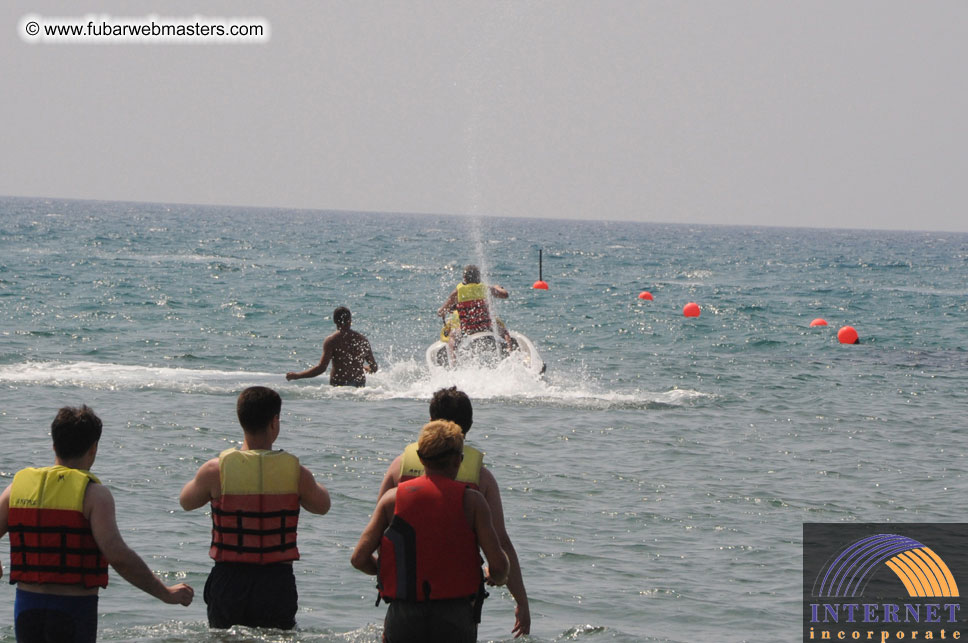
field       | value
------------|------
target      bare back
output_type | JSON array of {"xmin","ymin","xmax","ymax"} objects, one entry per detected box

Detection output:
[{"xmin": 327, "ymin": 329, "xmax": 376, "ymax": 386}]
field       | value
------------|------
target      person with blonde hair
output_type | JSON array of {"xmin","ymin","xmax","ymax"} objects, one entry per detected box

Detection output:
[
  {"xmin": 352, "ymin": 420, "xmax": 508, "ymax": 643},
  {"xmin": 378, "ymin": 387, "xmax": 531, "ymax": 637}
]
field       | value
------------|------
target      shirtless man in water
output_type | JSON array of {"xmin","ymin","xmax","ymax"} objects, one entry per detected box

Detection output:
[{"xmin": 286, "ymin": 306, "xmax": 378, "ymax": 387}]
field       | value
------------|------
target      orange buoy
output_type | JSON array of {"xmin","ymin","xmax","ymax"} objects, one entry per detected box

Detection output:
[
  {"xmin": 683, "ymin": 302, "xmax": 700, "ymax": 317},
  {"xmin": 810, "ymin": 318, "xmax": 828, "ymax": 327},
  {"xmin": 532, "ymin": 249, "xmax": 548, "ymax": 290},
  {"xmin": 638, "ymin": 291, "xmax": 653, "ymax": 300},
  {"xmin": 837, "ymin": 325, "xmax": 859, "ymax": 344}
]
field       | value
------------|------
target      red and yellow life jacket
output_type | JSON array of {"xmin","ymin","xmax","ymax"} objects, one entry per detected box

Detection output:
[
  {"xmin": 209, "ymin": 448, "xmax": 301, "ymax": 565},
  {"xmin": 399, "ymin": 443, "xmax": 483, "ymax": 488},
  {"xmin": 378, "ymin": 475, "xmax": 482, "ymax": 602},
  {"xmin": 7, "ymin": 466, "xmax": 109, "ymax": 588},
  {"xmin": 456, "ymin": 283, "xmax": 492, "ymax": 334}
]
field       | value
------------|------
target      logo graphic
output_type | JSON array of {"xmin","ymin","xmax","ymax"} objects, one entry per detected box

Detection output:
[
  {"xmin": 814, "ymin": 533, "xmax": 959, "ymax": 599},
  {"xmin": 803, "ymin": 524, "xmax": 966, "ymax": 642}
]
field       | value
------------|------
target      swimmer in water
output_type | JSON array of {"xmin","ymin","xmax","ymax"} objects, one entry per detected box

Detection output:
[{"xmin": 286, "ymin": 306, "xmax": 377, "ymax": 387}]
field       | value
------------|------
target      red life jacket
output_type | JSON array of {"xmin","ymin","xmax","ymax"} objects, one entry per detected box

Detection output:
[
  {"xmin": 7, "ymin": 466, "xmax": 109, "ymax": 588},
  {"xmin": 209, "ymin": 448, "xmax": 301, "ymax": 564},
  {"xmin": 378, "ymin": 474, "xmax": 482, "ymax": 602},
  {"xmin": 456, "ymin": 283, "xmax": 492, "ymax": 334}
]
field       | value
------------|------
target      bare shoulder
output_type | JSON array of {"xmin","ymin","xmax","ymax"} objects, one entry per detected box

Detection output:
[
  {"xmin": 378, "ymin": 487, "xmax": 397, "ymax": 519},
  {"xmin": 189, "ymin": 457, "xmax": 221, "ymax": 491},
  {"xmin": 298, "ymin": 464, "xmax": 321, "ymax": 488},
  {"xmin": 198, "ymin": 457, "xmax": 221, "ymax": 478},
  {"xmin": 377, "ymin": 453, "xmax": 403, "ymax": 498},
  {"xmin": 387, "ymin": 453, "xmax": 403, "ymax": 478},
  {"xmin": 478, "ymin": 465, "xmax": 500, "ymax": 495},
  {"xmin": 83, "ymin": 480, "xmax": 115, "ymax": 517},
  {"xmin": 86, "ymin": 479, "xmax": 113, "ymax": 500},
  {"xmin": 463, "ymin": 487, "xmax": 491, "ymax": 516},
  {"xmin": 380, "ymin": 487, "xmax": 397, "ymax": 505}
]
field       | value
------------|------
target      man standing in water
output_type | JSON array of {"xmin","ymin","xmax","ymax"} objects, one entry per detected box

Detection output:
[
  {"xmin": 0, "ymin": 405, "xmax": 194, "ymax": 643},
  {"xmin": 286, "ymin": 306, "xmax": 378, "ymax": 387},
  {"xmin": 352, "ymin": 420, "xmax": 509, "ymax": 643},
  {"xmin": 377, "ymin": 387, "xmax": 531, "ymax": 638},
  {"xmin": 179, "ymin": 386, "xmax": 332, "ymax": 630}
]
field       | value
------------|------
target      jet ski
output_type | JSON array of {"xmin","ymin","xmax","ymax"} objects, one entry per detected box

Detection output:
[{"xmin": 426, "ymin": 330, "xmax": 545, "ymax": 375}]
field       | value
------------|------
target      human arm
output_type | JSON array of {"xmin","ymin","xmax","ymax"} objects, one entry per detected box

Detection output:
[
  {"xmin": 437, "ymin": 289, "xmax": 458, "ymax": 318},
  {"xmin": 86, "ymin": 484, "xmax": 193, "ymax": 605},
  {"xmin": 298, "ymin": 466, "xmax": 331, "ymax": 515},
  {"xmin": 489, "ymin": 285, "xmax": 509, "ymax": 299},
  {"xmin": 376, "ymin": 454, "xmax": 403, "ymax": 500},
  {"xmin": 480, "ymin": 467, "xmax": 531, "ymax": 636},
  {"xmin": 350, "ymin": 489, "xmax": 395, "ymax": 575},
  {"xmin": 286, "ymin": 335, "xmax": 334, "ymax": 380},
  {"xmin": 467, "ymin": 489, "xmax": 509, "ymax": 586},
  {"xmin": 362, "ymin": 338, "xmax": 378, "ymax": 374},
  {"xmin": 178, "ymin": 458, "xmax": 219, "ymax": 511},
  {"xmin": 0, "ymin": 484, "xmax": 10, "ymax": 579}
]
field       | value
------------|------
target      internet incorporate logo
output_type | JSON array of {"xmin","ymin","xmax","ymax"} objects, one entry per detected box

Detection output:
[
  {"xmin": 815, "ymin": 534, "xmax": 959, "ymax": 599},
  {"xmin": 803, "ymin": 524, "xmax": 966, "ymax": 642}
]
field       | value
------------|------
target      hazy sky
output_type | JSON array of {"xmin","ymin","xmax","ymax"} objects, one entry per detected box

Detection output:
[{"xmin": 3, "ymin": 1, "xmax": 966, "ymax": 231}]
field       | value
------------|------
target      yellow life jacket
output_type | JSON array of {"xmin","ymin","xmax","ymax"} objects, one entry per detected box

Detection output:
[
  {"xmin": 440, "ymin": 311, "xmax": 460, "ymax": 342},
  {"xmin": 399, "ymin": 442, "xmax": 483, "ymax": 487},
  {"xmin": 210, "ymin": 448, "xmax": 301, "ymax": 564},
  {"xmin": 7, "ymin": 465, "xmax": 109, "ymax": 588},
  {"xmin": 456, "ymin": 282, "xmax": 491, "ymax": 334}
]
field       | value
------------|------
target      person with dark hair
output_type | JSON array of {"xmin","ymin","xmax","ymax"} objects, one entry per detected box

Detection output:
[
  {"xmin": 286, "ymin": 306, "xmax": 378, "ymax": 387},
  {"xmin": 179, "ymin": 386, "xmax": 331, "ymax": 630},
  {"xmin": 352, "ymin": 420, "xmax": 509, "ymax": 643},
  {"xmin": 0, "ymin": 405, "xmax": 194, "ymax": 643},
  {"xmin": 377, "ymin": 387, "xmax": 531, "ymax": 638},
  {"xmin": 436, "ymin": 265, "xmax": 511, "ymax": 365},
  {"xmin": 428, "ymin": 385, "xmax": 474, "ymax": 432}
]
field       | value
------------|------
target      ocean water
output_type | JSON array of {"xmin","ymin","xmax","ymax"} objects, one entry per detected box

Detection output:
[{"xmin": 0, "ymin": 196, "xmax": 966, "ymax": 642}]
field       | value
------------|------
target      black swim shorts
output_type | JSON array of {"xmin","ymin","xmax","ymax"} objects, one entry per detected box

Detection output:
[
  {"xmin": 383, "ymin": 598, "xmax": 477, "ymax": 643},
  {"xmin": 204, "ymin": 561, "xmax": 298, "ymax": 630}
]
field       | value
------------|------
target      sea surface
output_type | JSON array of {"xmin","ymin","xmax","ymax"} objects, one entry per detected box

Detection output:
[{"xmin": 0, "ymin": 196, "xmax": 966, "ymax": 642}]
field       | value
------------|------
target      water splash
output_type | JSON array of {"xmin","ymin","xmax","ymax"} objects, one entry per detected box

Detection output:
[{"xmin": 0, "ymin": 360, "xmax": 710, "ymax": 411}]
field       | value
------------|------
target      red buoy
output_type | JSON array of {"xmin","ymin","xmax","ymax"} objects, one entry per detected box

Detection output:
[
  {"xmin": 533, "ymin": 249, "xmax": 548, "ymax": 290},
  {"xmin": 638, "ymin": 291, "xmax": 653, "ymax": 300},
  {"xmin": 683, "ymin": 302, "xmax": 700, "ymax": 317},
  {"xmin": 837, "ymin": 325, "xmax": 859, "ymax": 344},
  {"xmin": 810, "ymin": 318, "xmax": 828, "ymax": 327}
]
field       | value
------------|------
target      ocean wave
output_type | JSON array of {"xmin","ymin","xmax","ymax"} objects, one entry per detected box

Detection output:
[{"xmin": 0, "ymin": 359, "xmax": 712, "ymax": 410}]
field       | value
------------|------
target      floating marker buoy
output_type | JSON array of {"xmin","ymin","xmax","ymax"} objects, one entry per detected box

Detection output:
[
  {"xmin": 533, "ymin": 249, "xmax": 548, "ymax": 290},
  {"xmin": 837, "ymin": 325, "xmax": 859, "ymax": 344},
  {"xmin": 810, "ymin": 318, "xmax": 828, "ymax": 327},
  {"xmin": 638, "ymin": 291, "xmax": 653, "ymax": 300},
  {"xmin": 683, "ymin": 302, "xmax": 700, "ymax": 317}
]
